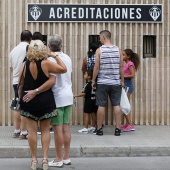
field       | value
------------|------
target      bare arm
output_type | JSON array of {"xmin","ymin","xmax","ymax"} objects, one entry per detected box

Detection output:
[
  {"xmin": 74, "ymin": 93, "xmax": 86, "ymax": 97},
  {"xmin": 10, "ymin": 67, "xmax": 13, "ymax": 73},
  {"xmin": 92, "ymin": 48, "xmax": 100, "ymax": 89},
  {"xmin": 81, "ymin": 57, "xmax": 87, "ymax": 73},
  {"xmin": 23, "ymin": 53, "xmax": 66, "ymax": 102},
  {"xmin": 119, "ymin": 49, "xmax": 124, "ymax": 87},
  {"xmin": 47, "ymin": 52, "xmax": 67, "ymax": 73}
]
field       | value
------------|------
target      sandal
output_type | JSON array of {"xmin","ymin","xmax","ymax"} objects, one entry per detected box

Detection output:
[
  {"xmin": 42, "ymin": 158, "xmax": 48, "ymax": 170},
  {"xmin": 31, "ymin": 158, "xmax": 38, "ymax": 170}
]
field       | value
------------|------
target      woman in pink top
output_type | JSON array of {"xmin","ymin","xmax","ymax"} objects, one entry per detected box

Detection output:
[{"xmin": 121, "ymin": 49, "xmax": 140, "ymax": 132}]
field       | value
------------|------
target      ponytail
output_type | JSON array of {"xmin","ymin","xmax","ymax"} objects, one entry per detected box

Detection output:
[
  {"xmin": 87, "ymin": 43, "xmax": 99, "ymax": 58},
  {"xmin": 87, "ymin": 49, "xmax": 94, "ymax": 58},
  {"xmin": 132, "ymin": 52, "xmax": 140, "ymax": 71},
  {"xmin": 124, "ymin": 49, "xmax": 140, "ymax": 71}
]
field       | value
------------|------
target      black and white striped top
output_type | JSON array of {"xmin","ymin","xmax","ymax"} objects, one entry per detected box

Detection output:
[{"xmin": 97, "ymin": 45, "xmax": 121, "ymax": 85}]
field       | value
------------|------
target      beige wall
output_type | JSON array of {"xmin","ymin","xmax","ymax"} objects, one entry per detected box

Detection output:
[{"xmin": 0, "ymin": 0, "xmax": 170, "ymax": 126}]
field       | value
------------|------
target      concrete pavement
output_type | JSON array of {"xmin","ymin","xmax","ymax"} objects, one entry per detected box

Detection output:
[{"xmin": 0, "ymin": 125, "xmax": 170, "ymax": 158}]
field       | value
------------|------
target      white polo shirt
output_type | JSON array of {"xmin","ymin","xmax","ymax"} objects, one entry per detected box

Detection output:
[{"xmin": 9, "ymin": 42, "xmax": 29, "ymax": 85}]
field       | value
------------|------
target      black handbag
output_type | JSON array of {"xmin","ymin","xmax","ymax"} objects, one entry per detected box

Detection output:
[{"xmin": 10, "ymin": 63, "xmax": 26, "ymax": 111}]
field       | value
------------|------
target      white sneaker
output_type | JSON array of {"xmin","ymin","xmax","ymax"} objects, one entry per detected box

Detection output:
[
  {"xmin": 78, "ymin": 128, "xmax": 88, "ymax": 134},
  {"xmin": 50, "ymin": 128, "xmax": 54, "ymax": 134},
  {"xmin": 63, "ymin": 159, "xmax": 71, "ymax": 165},
  {"xmin": 88, "ymin": 126, "xmax": 96, "ymax": 131},
  {"xmin": 37, "ymin": 131, "xmax": 41, "ymax": 135},
  {"xmin": 48, "ymin": 160, "xmax": 63, "ymax": 167}
]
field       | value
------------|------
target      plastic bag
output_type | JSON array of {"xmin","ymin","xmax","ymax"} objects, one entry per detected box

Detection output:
[{"xmin": 120, "ymin": 88, "xmax": 131, "ymax": 115}]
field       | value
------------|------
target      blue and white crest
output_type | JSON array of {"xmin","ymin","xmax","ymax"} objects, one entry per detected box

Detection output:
[
  {"xmin": 29, "ymin": 5, "xmax": 42, "ymax": 21},
  {"xmin": 149, "ymin": 6, "xmax": 161, "ymax": 21}
]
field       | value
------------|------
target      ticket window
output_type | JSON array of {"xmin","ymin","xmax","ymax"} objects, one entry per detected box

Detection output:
[
  {"xmin": 42, "ymin": 35, "xmax": 47, "ymax": 46},
  {"xmin": 89, "ymin": 35, "xmax": 101, "ymax": 49},
  {"xmin": 143, "ymin": 35, "xmax": 156, "ymax": 58}
]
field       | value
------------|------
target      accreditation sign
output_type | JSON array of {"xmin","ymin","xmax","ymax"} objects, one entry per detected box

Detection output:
[{"xmin": 27, "ymin": 4, "xmax": 163, "ymax": 23}]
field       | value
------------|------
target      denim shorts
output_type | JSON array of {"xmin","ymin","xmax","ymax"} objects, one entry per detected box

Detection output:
[{"xmin": 124, "ymin": 79, "xmax": 134, "ymax": 94}]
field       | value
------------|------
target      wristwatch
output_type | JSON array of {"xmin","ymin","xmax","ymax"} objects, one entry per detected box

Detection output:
[{"xmin": 35, "ymin": 88, "xmax": 40, "ymax": 95}]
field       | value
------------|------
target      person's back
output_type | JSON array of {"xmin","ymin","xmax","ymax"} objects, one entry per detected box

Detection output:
[
  {"xmin": 10, "ymin": 42, "xmax": 29, "ymax": 84},
  {"xmin": 87, "ymin": 54, "xmax": 95, "ymax": 70},
  {"xmin": 21, "ymin": 60, "xmax": 56, "ymax": 117},
  {"xmin": 82, "ymin": 43, "xmax": 99, "ymax": 73},
  {"xmin": 50, "ymin": 51, "xmax": 73, "ymax": 107},
  {"xmin": 92, "ymin": 30, "xmax": 124, "ymax": 136},
  {"xmin": 97, "ymin": 45, "xmax": 121, "ymax": 85},
  {"xmin": 9, "ymin": 30, "xmax": 32, "ymax": 139},
  {"xmin": 47, "ymin": 34, "xmax": 73, "ymax": 167},
  {"xmin": 18, "ymin": 39, "xmax": 67, "ymax": 169}
]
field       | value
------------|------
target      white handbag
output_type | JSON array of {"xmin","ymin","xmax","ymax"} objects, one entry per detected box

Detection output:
[{"xmin": 120, "ymin": 87, "xmax": 131, "ymax": 115}]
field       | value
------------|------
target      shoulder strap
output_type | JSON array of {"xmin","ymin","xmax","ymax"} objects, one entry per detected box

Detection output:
[
  {"xmin": 23, "ymin": 45, "xmax": 29, "ymax": 62},
  {"xmin": 36, "ymin": 60, "xmax": 42, "ymax": 71},
  {"xmin": 17, "ymin": 62, "xmax": 26, "ymax": 88},
  {"xmin": 26, "ymin": 45, "xmax": 29, "ymax": 52},
  {"xmin": 16, "ymin": 62, "xmax": 26, "ymax": 98}
]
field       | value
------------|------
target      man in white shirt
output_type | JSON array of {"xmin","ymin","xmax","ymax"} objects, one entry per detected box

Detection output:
[
  {"xmin": 9, "ymin": 30, "xmax": 32, "ymax": 139},
  {"xmin": 48, "ymin": 35, "xmax": 73, "ymax": 167}
]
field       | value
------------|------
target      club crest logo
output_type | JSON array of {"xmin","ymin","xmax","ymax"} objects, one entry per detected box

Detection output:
[
  {"xmin": 29, "ymin": 5, "xmax": 42, "ymax": 21},
  {"xmin": 149, "ymin": 6, "xmax": 161, "ymax": 21}
]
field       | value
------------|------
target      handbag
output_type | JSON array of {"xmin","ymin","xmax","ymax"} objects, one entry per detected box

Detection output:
[
  {"xmin": 10, "ymin": 63, "xmax": 26, "ymax": 111},
  {"xmin": 120, "ymin": 87, "xmax": 131, "ymax": 115}
]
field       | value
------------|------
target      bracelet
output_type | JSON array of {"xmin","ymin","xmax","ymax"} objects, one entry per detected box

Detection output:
[{"xmin": 35, "ymin": 88, "xmax": 40, "ymax": 95}]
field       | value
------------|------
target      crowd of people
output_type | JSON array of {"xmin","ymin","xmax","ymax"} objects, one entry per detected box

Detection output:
[{"xmin": 9, "ymin": 29, "xmax": 140, "ymax": 169}]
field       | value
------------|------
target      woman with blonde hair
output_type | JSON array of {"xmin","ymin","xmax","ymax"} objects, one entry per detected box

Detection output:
[{"xmin": 18, "ymin": 40, "xmax": 67, "ymax": 170}]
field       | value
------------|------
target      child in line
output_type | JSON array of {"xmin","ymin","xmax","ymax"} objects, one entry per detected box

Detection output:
[
  {"xmin": 74, "ymin": 69, "xmax": 98, "ymax": 134},
  {"xmin": 120, "ymin": 49, "xmax": 140, "ymax": 132}
]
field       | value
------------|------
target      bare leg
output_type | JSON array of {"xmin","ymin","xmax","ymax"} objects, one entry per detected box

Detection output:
[
  {"xmin": 84, "ymin": 113, "xmax": 90, "ymax": 128},
  {"xmin": 91, "ymin": 112, "xmax": 97, "ymax": 127},
  {"xmin": 26, "ymin": 118, "xmax": 38, "ymax": 159},
  {"xmin": 20, "ymin": 116, "xmax": 27, "ymax": 131},
  {"xmin": 52, "ymin": 125, "xmax": 63, "ymax": 162},
  {"xmin": 14, "ymin": 110, "xmax": 21, "ymax": 130},
  {"xmin": 124, "ymin": 113, "xmax": 132, "ymax": 125},
  {"xmin": 63, "ymin": 124, "xmax": 71, "ymax": 160},
  {"xmin": 40, "ymin": 119, "xmax": 51, "ymax": 159},
  {"xmin": 97, "ymin": 106, "xmax": 105, "ymax": 129},
  {"xmin": 113, "ymin": 106, "xmax": 121, "ymax": 129},
  {"xmin": 38, "ymin": 121, "xmax": 40, "ymax": 129},
  {"xmin": 124, "ymin": 93, "xmax": 132, "ymax": 125}
]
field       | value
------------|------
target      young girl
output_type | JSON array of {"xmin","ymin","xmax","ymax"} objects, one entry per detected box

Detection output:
[
  {"xmin": 74, "ymin": 69, "xmax": 98, "ymax": 134},
  {"xmin": 121, "ymin": 49, "xmax": 140, "ymax": 132}
]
